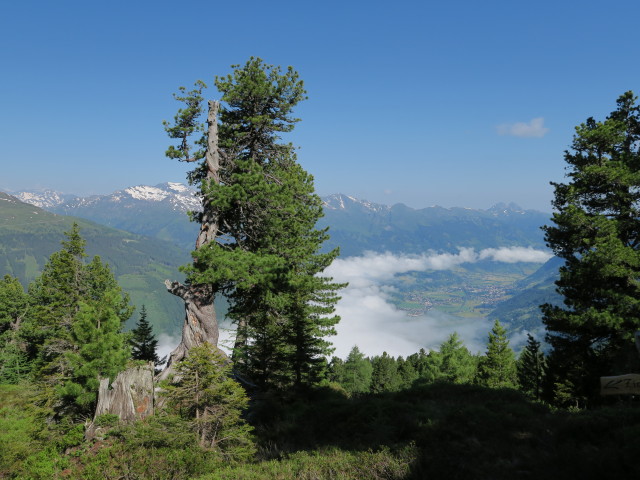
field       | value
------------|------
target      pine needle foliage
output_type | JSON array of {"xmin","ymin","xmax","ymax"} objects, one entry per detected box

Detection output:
[
  {"xmin": 477, "ymin": 320, "xmax": 517, "ymax": 389},
  {"xmin": 162, "ymin": 343, "xmax": 255, "ymax": 461},
  {"xmin": 130, "ymin": 305, "xmax": 160, "ymax": 364},
  {"xmin": 541, "ymin": 91, "xmax": 640, "ymax": 404},
  {"xmin": 517, "ymin": 333, "xmax": 546, "ymax": 400},
  {"xmin": 166, "ymin": 58, "xmax": 344, "ymax": 390}
]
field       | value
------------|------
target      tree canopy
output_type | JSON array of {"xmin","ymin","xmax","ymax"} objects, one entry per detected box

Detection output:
[
  {"xmin": 542, "ymin": 91, "xmax": 640, "ymax": 405},
  {"xmin": 164, "ymin": 58, "xmax": 343, "ymax": 389}
]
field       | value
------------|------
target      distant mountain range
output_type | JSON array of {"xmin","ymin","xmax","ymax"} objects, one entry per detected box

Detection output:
[
  {"xmin": 10, "ymin": 185, "xmax": 552, "ymax": 256},
  {"xmin": 319, "ymin": 194, "xmax": 550, "ymax": 257},
  {"xmin": 12, "ymin": 183, "xmax": 201, "ymax": 250},
  {"xmin": 3, "ymin": 184, "xmax": 562, "ymax": 338}
]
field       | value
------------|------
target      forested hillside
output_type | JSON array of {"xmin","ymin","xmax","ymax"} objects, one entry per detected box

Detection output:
[{"xmin": 0, "ymin": 192, "xmax": 188, "ymax": 332}]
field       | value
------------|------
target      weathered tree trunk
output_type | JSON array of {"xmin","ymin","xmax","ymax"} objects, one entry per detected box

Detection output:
[
  {"xmin": 158, "ymin": 100, "xmax": 223, "ymax": 381},
  {"xmin": 156, "ymin": 281, "xmax": 218, "ymax": 380},
  {"xmin": 85, "ymin": 363, "xmax": 155, "ymax": 440}
]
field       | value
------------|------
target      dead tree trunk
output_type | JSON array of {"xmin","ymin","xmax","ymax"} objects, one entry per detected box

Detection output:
[
  {"xmin": 85, "ymin": 363, "xmax": 155, "ymax": 440},
  {"xmin": 158, "ymin": 100, "xmax": 223, "ymax": 381}
]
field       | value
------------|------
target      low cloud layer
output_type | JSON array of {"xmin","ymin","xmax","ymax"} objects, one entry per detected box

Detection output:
[
  {"xmin": 158, "ymin": 247, "xmax": 551, "ymax": 362},
  {"xmin": 497, "ymin": 117, "xmax": 549, "ymax": 138},
  {"xmin": 324, "ymin": 247, "xmax": 551, "ymax": 358}
]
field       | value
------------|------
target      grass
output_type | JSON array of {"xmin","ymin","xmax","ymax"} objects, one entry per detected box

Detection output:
[{"xmin": 2, "ymin": 381, "xmax": 640, "ymax": 479}]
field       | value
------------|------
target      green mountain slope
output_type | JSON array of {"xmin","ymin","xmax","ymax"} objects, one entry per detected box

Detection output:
[
  {"xmin": 0, "ymin": 192, "xmax": 189, "ymax": 335},
  {"xmin": 489, "ymin": 257, "xmax": 563, "ymax": 335}
]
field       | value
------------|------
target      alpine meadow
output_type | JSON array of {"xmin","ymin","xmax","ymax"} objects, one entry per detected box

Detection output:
[{"xmin": 2, "ymin": 56, "xmax": 640, "ymax": 480}]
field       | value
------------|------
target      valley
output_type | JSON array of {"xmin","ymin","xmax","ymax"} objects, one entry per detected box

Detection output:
[{"xmin": 2, "ymin": 185, "xmax": 562, "ymax": 344}]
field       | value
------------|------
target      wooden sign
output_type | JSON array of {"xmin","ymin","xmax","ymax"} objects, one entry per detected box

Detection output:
[{"xmin": 600, "ymin": 374, "xmax": 640, "ymax": 395}]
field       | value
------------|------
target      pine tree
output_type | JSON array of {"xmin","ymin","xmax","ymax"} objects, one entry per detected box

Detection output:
[
  {"xmin": 0, "ymin": 275, "xmax": 30, "ymax": 383},
  {"xmin": 517, "ymin": 333, "xmax": 546, "ymax": 400},
  {"xmin": 0, "ymin": 275, "xmax": 29, "ymax": 335},
  {"xmin": 407, "ymin": 348, "xmax": 431, "ymax": 379},
  {"xmin": 370, "ymin": 352, "xmax": 401, "ymax": 393},
  {"xmin": 24, "ymin": 223, "xmax": 87, "ymax": 371},
  {"xmin": 542, "ymin": 91, "xmax": 640, "ymax": 404},
  {"xmin": 477, "ymin": 320, "xmax": 517, "ymax": 388},
  {"xmin": 438, "ymin": 332, "xmax": 477, "ymax": 384},
  {"xmin": 60, "ymin": 290, "xmax": 130, "ymax": 414},
  {"xmin": 170, "ymin": 58, "xmax": 344, "ymax": 390},
  {"xmin": 19, "ymin": 225, "xmax": 133, "ymax": 414},
  {"xmin": 130, "ymin": 305, "xmax": 160, "ymax": 364},
  {"xmin": 397, "ymin": 356, "xmax": 419, "ymax": 389},
  {"xmin": 337, "ymin": 346, "xmax": 373, "ymax": 394},
  {"xmin": 163, "ymin": 343, "xmax": 255, "ymax": 461}
]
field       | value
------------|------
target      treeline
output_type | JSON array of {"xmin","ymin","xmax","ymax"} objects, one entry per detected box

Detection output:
[{"xmin": 327, "ymin": 324, "xmax": 545, "ymax": 400}]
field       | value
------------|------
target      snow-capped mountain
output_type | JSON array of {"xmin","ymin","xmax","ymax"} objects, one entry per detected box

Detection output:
[
  {"xmin": 9, "ymin": 183, "xmax": 550, "ymax": 256},
  {"xmin": 322, "ymin": 193, "xmax": 390, "ymax": 213},
  {"xmin": 12, "ymin": 182, "xmax": 201, "ymax": 213},
  {"xmin": 9, "ymin": 183, "xmax": 201, "ymax": 250},
  {"xmin": 12, "ymin": 190, "xmax": 79, "ymax": 209},
  {"xmin": 116, "ymin": 183, "xmax": 201, "ymax": 211}
]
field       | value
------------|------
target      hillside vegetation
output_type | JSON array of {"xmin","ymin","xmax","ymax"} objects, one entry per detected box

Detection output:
[{"xmin": 0, "ymin": 192, "xmax": 188, "ymax": 333}]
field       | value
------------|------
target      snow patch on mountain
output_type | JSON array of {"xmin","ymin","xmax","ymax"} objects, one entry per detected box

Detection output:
[
  {"xmin": 125, "ymin": 185, "xmax": 169, "ymax": 202},
  {"xmin": 322, "ymin": 193, "xmax": 390, "ymax": 213},
  {"xmin": 166, "ymin": 182, "xmax": 190, "ymax": 193},
  {"xmin": 11, "ymin": 183, "xmax": 201, "ymax": 213},
  {"xmin": 12, "ymin": 190, "xmax": 76, "ymax": 209}
]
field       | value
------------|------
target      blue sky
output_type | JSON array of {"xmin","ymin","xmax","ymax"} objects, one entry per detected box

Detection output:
[{"xmin": 2, "ymin": 0, "xmax": 639, "ymax": 211}]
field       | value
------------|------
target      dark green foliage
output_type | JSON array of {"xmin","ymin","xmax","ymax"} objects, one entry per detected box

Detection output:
[
  {"xmin": 542, "ymin": 91, "xmax": 640, "ymax": 404},
  {"xmin": 396, "ymin": 356, "xmax": 418, "ymax": 389},
  {"xmin": 13, "ymin": 225, "xmax": 134, "ymax": 416},
  {"xmin": 477, "ymin": 319, "xmax": 517, "ymax": 388},
  {"xmin": 4, "ymin": 378, "xmax": 640, "ymax": 479},
  {"xmin": 331, "ymin": 346, "xmax": 373, "ymax": 394},
  {"xmin": 130, "ymin": 305, "xmax": 160, "ymax": 364},
  {"xmin": 25, "ymin": 223, "xmax": 86, "ymax": 368},
  {"xmin": 517, "ymin": 333, "xmax": 546, "ymax": 400},
  {"xmin": 0, "ymin": 334, "xmax": 29, "ymax": 385},
  {"xmin": 0, "ymin": 275, "xmax": 29, "ymax": 335},
  {"xmin": 163, "ymin": 343, "xmax": 255, "ymax": 461},
  {"xmin": 167, "ymin": 59, "xmax": 343, "ymax": 390},
  {"xmin": 58, "ymin": 290, "xmax": 130, "ymax": 414},
  {"xmin": 433, "ymin": 332, "xmax": 477, "ymax": 384},
  {"xmin": 370, "ymin": 352, "xmax": 401, "ymax": 393},
  {"xmin": 163, "ymin": 80, "xmax": 207, "ymax": 164},
  {"xmin": 0, "ymin": 275, "xmax": 30, "ymax": 383},
  {"xmin": 215, "ymin": 57, "xmax": 307, "ymax": 163}
]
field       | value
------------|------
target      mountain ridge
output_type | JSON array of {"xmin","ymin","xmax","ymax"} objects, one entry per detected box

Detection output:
[{"xmin": 9, "ymin": 185, "xmax": 550, "ymax": 216}]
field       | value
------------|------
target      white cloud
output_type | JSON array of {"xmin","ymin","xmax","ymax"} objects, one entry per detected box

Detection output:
[
  {"xmin": 497, "ymin": 117, "xmax": 549, "ymax": 138},
  {"xmin": 478, "ymin": 246, "xmax": 552, "ymax": 263},
  {"xmin": 324, "ymin": 247, "xmax": 552, "ymax": 358},
  {"xmin": 161, "ymin": 247, "xmax": 552, "ymax": 362}
]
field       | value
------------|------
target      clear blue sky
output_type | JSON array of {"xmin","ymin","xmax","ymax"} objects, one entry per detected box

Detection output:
[{"xmin": 2, "ymin": 0, "xmax": 639, "ymax": 211}]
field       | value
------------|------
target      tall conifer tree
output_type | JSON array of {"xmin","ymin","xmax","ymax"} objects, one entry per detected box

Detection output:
[
  {"xmin": 517, "ymin": 333, "xmax": 546, "ymax": 400},
  {"xmin": 20, "ymin": 225, "xmax": 133, "ymax": 414},
  {"xmin": 0, "ymin": 275, "xmax": 30, "ymax": 383},
  {"xmin": 542, "ymin": 91, "xmax": 640, "ymax": 405},
  {"xmin": 130, "ymin": 305, "xmax": 160, "ymax": 364},
  {"xmin": 477, "ymin": 320, "xmax": 517, "ymax": 389},
  {"xmin": 167, "ymin": 58, "xmax": 344, "ymax": 389}
]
